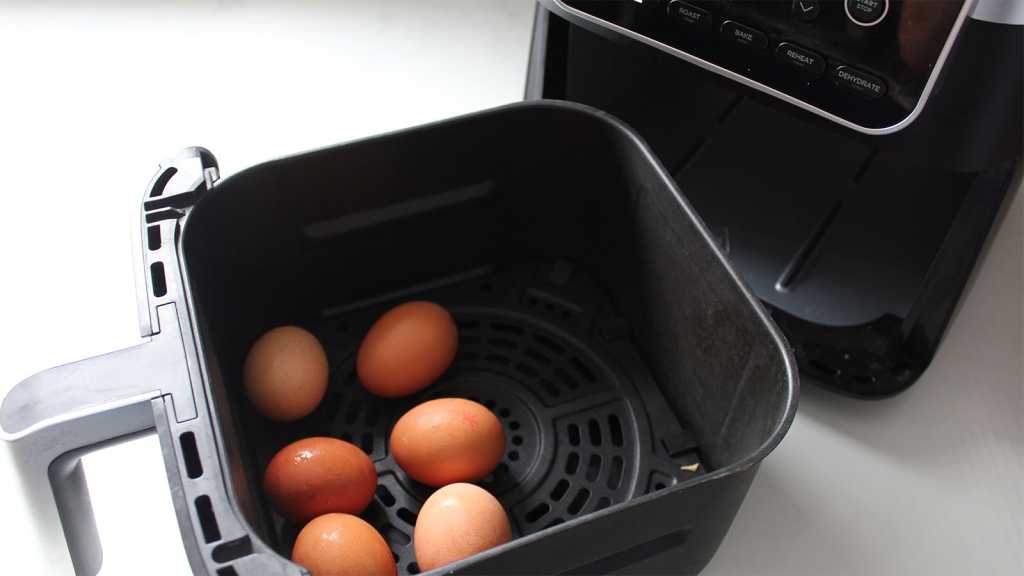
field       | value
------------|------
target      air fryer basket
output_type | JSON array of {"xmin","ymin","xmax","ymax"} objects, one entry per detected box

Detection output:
[{"xmin": 1, "ymin": 101, "xmax": 797, "ymax": 576}]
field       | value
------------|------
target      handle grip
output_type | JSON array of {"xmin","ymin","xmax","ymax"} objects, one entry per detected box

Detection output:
[{"xmin": 1, "ymin": 304, "xmax": 190, "ymax": 576}]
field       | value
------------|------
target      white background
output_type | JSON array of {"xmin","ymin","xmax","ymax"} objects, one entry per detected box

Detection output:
[{"xmin": 0, "ymin": 1, "xmax": 1020, "ymax": 575}]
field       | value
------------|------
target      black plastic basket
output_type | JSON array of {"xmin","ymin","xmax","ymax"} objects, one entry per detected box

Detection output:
[{"xmin": 2, "ymin": 101, "xmax": 797, "ymax": 576}]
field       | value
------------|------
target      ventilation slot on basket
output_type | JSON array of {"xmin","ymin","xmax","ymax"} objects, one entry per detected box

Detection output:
[
  {"xmin": 533, "ymin": 333, "xmax": 565, "ymax": 354},
  {"xmin": 568, "ymin": 424, "xmax": 581, "ymax": 447},
  {"xmin": 587, "ymin": 419, "xmax": 602, "ymax": 447},
  {"xmin": 514, "ymin": 362, "xmax": 538, "ymax": 378},
  {"xmin": 608, "ymin": 415, "xmax": 624, "ymax": 447},
  {"xmin": 195, "ymin": 495, "xmax": 220, "ymax": 543},
  {"xmin": 539, "ymin": 379, "xmax": 561, "ymax": 398},
  {"xmin": 211, "ymin": 537, "xmax": 253, "ymax": 563},
  {"xmin": 396, "ymin": 508, "xmax": 417, "ymax": 527},
  {"xmin": 150, "ymin": 262, "xmax": 168, "ymax": 297},
  {"xmin": 216, "ymin": 567, "xmax": 238, "ymax": 576},
  {"xmin": 568, "ymin": 489, "xmax": 591, "ymax": 515},
  {"xmin": 180, "ymin": 432, "xmax": 203, "ymax": 479},
  {"xmin": 407, "ymin": 562, "xmax": 421, "ymax": 575},
  {"xmin": 147, "ymin": 226, "xmax": 162, "ymax": 251},
  {"xmin": 551, "ymin": 479, "xmax": 570, "ymax": 501},
  {"xmin": 525, "ymin": 347, "xmax": 552, "ymax": 365},
  {"xmin": 377, "ymin": 485, "xmax": 396, "ymax": 507},
  {"xmin": 565, "ymin": 452, "xmax": 580, "ymax": 475},
  {"xmin": 525, "ymin": 502, "xmax": 551, "ymax": 524}
]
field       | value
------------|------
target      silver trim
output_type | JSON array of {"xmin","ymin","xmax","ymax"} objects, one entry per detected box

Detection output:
[
  {"xmin": 844, "ymin": 0, "xmax": 889, "ymax": 28},
  {"xmin": 540, "ymin": 0, "xmax": 978, "ymax": 135},
  {"xmin": 971, "ymin": 0, "xmax": 1024, "ymax": 25}
]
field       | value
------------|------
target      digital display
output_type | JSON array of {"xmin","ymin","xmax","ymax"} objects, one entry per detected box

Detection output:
[{"xmin": 550, "ymin": 0, "xmax": 969, "ymax": 133}]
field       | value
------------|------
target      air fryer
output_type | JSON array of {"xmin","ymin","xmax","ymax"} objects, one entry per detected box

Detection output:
[{"xmin": 529, "ymin": 0, "xmax": 1022, "ymax": 397}]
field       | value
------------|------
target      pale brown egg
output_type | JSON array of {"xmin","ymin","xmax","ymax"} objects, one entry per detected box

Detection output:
[
  {"xmin": 414, "ymin": 483, "xmax": 512, "ymax": 571},
  {"xmin": 390, "ymin": 398, "xmax": 505, "ymax": 487},
  {"xmin": 244, "ymin": 326, "xmax": 328, "ymax": 422},
  {"xmin": 292, "ymin": 513, "xmax": 396, "ymax": 576},
  {"xmin": 264, "ymin": 437, "xmax": 377, "ymax": 524},
  {"xmin": 356, "ymin": 301, "xmax": 458, "ymax": 398}
]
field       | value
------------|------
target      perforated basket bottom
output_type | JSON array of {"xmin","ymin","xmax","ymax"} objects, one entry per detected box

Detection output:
[{"xmin": 247, "ymin": 261, "xmax": 705, "ymax": 575}]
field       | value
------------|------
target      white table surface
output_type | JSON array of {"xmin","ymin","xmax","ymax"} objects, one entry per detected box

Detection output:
[{"xmin": 1, "ymin": 2, "xmax": 1020, "ymax": 575}]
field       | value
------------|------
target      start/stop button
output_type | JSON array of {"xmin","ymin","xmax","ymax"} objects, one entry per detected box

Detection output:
[{"xmin": 845, "ymin": 0, "xmax": 889, "ymax": 27}]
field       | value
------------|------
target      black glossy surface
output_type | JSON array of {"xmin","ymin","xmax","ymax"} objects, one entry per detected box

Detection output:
[
  {"xmin": 529, "ymin": 9, "xmax": 1022, "ymax": 396},
  {"xmin": 562, "ymin": 0, "xmax": 966, "ymax": 129}
]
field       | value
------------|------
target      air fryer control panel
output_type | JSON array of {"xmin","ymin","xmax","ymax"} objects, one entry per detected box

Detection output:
[{"xmin": 552, "ymin": 0, "xmax": 971, "ymax": 133}]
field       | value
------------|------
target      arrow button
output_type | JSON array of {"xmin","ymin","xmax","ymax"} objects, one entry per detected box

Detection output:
[{"xmin": 792, "ymin": 0, "xmax": 821, "ymax": 22}]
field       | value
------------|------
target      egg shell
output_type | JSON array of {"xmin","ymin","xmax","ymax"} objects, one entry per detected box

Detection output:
[
  {"xmin": 414, "ymin": 483, "xmax": 512, "ymax": 572},
  {"xmin": 264, "ymin": 437, "xmax": 377, "ymax": 524},
  {"xmin": 292, "ymin": 513, "xmax": 397, "ymax": 576},
  {"xmin": 244, "ymin": 326, "xmax": 328, "ymax": 422},
  {"xmin": 390, "ymin": 398, "xmax": 506, "ymax": 487},
  {"xmin": 356, "ymin": 301, "xmax": 458, "ymax": 398}
]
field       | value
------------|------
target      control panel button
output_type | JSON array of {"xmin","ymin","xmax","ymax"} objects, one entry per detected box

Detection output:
[
  {"xmin": 667, "ymin": 1, "xmax": 712, "ymax": 30},
  {"xmin": 776, "ymin": 43, "xmax": 826, "ymax": 76},
  {"xmin": 792, "ymin": 0, "xmax": 821, "ymax": 22},
  {"xmin": 833, "ymin": 66, "xmax": 887, "ymax": 98},
  {"xmin": 845, "ymin": 0, "xmax": 889, "ymax": 27},
  {"xmin": 720, "ymin": 21, "xmax": 768, "ymax": 52}
]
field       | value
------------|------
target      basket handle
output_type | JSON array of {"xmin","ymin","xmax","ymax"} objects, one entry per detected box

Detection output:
[
  {"xmin": 1, "ymin": 304, "xmax": 190, "ymax": 576},
  {"xmin": 3, "ymin": 148, "xmax": 302, "ymax": 576}
]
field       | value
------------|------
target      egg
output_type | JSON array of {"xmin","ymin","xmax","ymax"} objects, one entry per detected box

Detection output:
[
  {"xmin": 414, "ymin": 483, "xmax": 512, "ymax": 571},
  {"xmin": 244, "ymin": 326, "xmax": 328, "ymax": 422},
  {"xmin": 356, "ymin": 301, "xmax": 458, "ymax": 398},
  {"xmin": 292, "ymin": 513, "xmax": 396, "ymax": 576},
  {"xmin": 264, "ymin": 437, "xmax": 377, "ymax": 524},
  {"xmin": 390, "ymin": 398, "xmax": 505, "ymax": 487}
]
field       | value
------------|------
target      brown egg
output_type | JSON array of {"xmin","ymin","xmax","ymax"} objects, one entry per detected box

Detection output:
[
  {"xmin": 264, "ymin": 437, "xmax": 376, "ymax": 524},
  {"xmin": 292, "ymin": 513, "xmax": 396, "ymax": 576},
  {"xmin": 390, "ymin": 398, "xmax": 505, "ymax": 487},
  {"xmin": 356, "ymin": 301, "xmax": 457, "ymax": 398},
  {"xmin": 244, "ymin": 326, "xmax": 328, "ymax": 422},
  {"xmin": 414, "ymin": 483, "xmax": 512, "ymax": 571}
]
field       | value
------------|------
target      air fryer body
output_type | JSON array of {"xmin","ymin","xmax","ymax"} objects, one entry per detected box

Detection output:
[{"xmin": 528, "ymin": 0, "xmax": 1022, "ymax": 396}]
